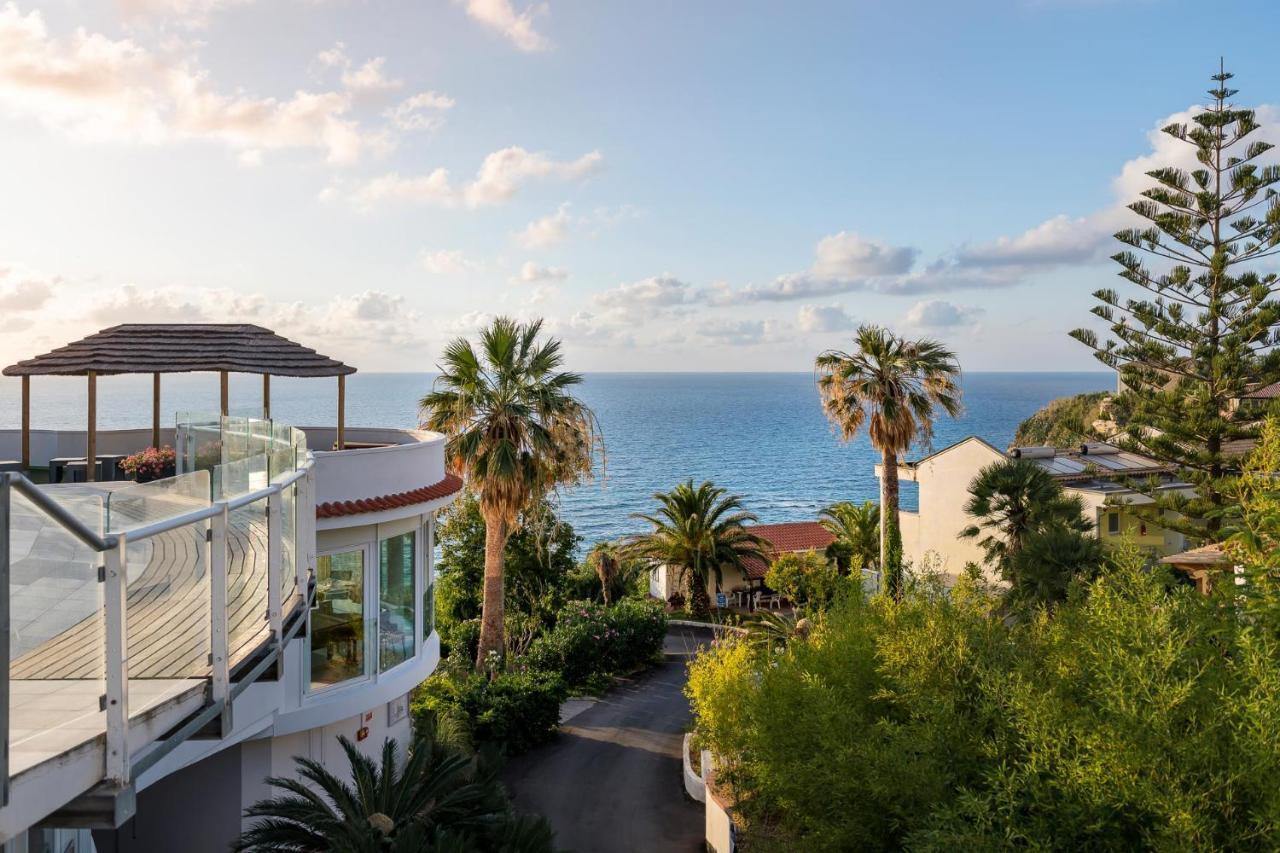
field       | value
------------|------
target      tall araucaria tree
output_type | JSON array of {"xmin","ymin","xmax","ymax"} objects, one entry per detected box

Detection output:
[
  {"xmin": 1071, "ymin": 67, "xmax": 1280, "ymax": 539},
  {"xmin": 816, "ymin": 325, "xmax": 962, "ymax": 600},
  {"xmin": 421, "ymin": 317, "xmax": 602, "ymax": 669}
]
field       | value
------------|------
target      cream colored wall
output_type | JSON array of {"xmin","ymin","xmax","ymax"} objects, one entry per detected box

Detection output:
[
  {"xmin": 898, "ymin": 438, "xmax": 1005, "ymax": 577},
  {"xmin": 1071, "ymin": 489, "xmax": 1188, "ymax": 557}
]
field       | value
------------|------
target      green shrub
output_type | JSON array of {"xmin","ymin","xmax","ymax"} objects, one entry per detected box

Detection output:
[
  {"xmin": 689, "ymin": 555, "xmax": 1280, "ymax": 851},
  {"xmin": 764, "ymin": 549, "xmax": 845, "ymax": 611},
  {"xmin": 520, "ymin": 599, "xmax": 667, "ymax": 689},
  {"xmin": 414, "ymin": 668, "xmax": 566, "ymax": 757}
]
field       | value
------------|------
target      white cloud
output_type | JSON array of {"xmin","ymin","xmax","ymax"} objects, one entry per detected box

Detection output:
[
  {"xmin": 812, "ymin": 231, "xmax": 918, "ymax": 279},
  {"xmin": 516, "ymin": 203, "xmax": 572, "ymax": 248},
  {"xmin": 514, "ymin": 261, "xmax": 568, "ymax": 283},
  {"xmin": 115, "ymin": 0, "xmax": 254, "ymax": 26},
  {"xmin": 593, "ymin": 274, "xmax": 695, "ymax": 315},
  {"xmin": 955, "ymin": 214, "xmax": 1113, "ymax": 268},
  {"xmin": 0, "ymin": 266, "xmax": 56, "ymax": 313},
  {"xmin": 458, "ymin": 0, "xmax": 551, "ymax": 52},
  {"xmin": 385, "ymin": 90, "xmax": 455, "ymax": 131},
  {"xmin": 797, "ymin": 304, "xmax": 855, "ymax": 333},
  {"xmin": 344, "ymin": 146, "xmax": 602, "ymax": 210},
  {"xmin": 0, "ymin": 5, "xmax": 390, "ymax": 165},
  {"xmin": 698, "ymin": 318, "xmax": 781, "ymax": 347},
  {"xmin": 903, "ymin": 299, "xmax": 984, "ymax": 328},
  {"xmin": 420, "ymin": 249, "xmax": 481, "ymax": 275}
]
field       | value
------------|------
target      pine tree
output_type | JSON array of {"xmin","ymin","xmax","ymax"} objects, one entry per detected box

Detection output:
[{"xmin": 1071, "ymin": 65, "xmax": 1280, "ymax": 539}]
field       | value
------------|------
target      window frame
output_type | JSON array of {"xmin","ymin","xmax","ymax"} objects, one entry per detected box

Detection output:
[
  {"xmin": 306, "ymin": 541, "xmax": 376, "ymax": 695},
  {"xmin": 375, "ymin": 528, "xmax": 419, "ymax": 676}
]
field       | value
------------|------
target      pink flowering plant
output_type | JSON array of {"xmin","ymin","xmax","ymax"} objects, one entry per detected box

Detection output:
[
  {"xmin": 120, "ymin": 446, "xmax": 177, "ymax": 483},
  {"xmin": 519, "ymin": 598, "xmax": 667, "ymax": 689}
]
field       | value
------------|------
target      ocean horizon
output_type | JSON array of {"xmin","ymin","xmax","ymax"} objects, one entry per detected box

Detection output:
[{"xmin": 0, "ymin": 371, "xmax": 1114, "ymax": 546}]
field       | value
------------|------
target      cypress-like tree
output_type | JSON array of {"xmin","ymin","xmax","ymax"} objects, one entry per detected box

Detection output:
[{"xmin": 1071, "ymin": 66, "xmax": 1280, "ymax": 538}]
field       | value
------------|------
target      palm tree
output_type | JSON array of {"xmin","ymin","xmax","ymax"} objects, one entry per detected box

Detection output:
[
  {"xmin": 234, "ymin": 729, "xmax": 556, "ymax": 852},
  {"xmin": 628, "ymin": 480, "xmax": 767, "ymax": 617},
  {"xmin": 816, "ymin": 325, "xmax": 962, "ymax": 599},
  {"xmin": 421, "ymin": 317, "xmax": 601, "ymax": 668},
  {"xmin": 588, "ymin": 540, "xmax": 622, "ymax": 605},
  {"xmin": 820, "ymin": 500, "xmax": 880, "ymax": 574},
  {"xmin": 959, "ymin": 458, "xmax": 1091, "ymax": 570}
]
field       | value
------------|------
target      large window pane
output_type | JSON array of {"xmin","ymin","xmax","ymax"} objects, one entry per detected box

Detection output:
[
  {"xmin": 379, "ymin": 532, "xmax": 415, "ymax": 672},
  {"xmin": 312, "ymin": 549, "xmax": 366, "ymax": 688}
]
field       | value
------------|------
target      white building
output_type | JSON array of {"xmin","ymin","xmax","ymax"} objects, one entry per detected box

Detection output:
[
  {"xmin": 879, "ymin": 436, "xmax": 1191, "ymax": 578},
  {"xmin": 0, "ymin": 325, "xmax": 462, "ymax": 851}
]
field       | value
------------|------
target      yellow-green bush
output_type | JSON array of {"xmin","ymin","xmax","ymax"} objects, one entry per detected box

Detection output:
[{"xmin": 689, "ymin": 559, "xmax": 1280, "ymax": 851}]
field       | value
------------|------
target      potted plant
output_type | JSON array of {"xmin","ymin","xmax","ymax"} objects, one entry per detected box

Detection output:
[{"xmin": 120, "ymin": 446, "xmax": 177, "ymax": 483}]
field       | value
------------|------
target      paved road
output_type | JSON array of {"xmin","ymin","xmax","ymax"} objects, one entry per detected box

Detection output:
[{"xmin": 503, "ymin": 626, "xmax": 713, "ymax": 853}]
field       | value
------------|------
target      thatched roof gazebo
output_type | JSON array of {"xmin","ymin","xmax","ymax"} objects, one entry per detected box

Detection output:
[{"xmin": 3, "ymin": 324, "xmax": 356, "ymax": 479}]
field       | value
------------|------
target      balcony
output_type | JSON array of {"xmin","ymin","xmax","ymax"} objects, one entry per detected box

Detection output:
[{"xmin": 1, "ymin": 416, "xmax": 315, "ymax": 839}]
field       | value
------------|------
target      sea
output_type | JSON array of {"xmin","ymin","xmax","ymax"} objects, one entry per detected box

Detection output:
[{"xmin": 0, "ymin": 372, "xmax": 1114, "ymax": 547}]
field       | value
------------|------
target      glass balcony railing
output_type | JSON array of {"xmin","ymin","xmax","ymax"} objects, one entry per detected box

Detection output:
[{"xmin": 2, "ymin": 415, "xmax": 315, "ymax": 810}]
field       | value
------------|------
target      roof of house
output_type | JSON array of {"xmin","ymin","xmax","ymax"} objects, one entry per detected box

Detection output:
[
  {"xmin": 1008, "ymin": 443, "xmax": 1177, "ymax": 484},
  {"xmin": 739, "ymin": 521, "xmax": 836, "ymax": 580},
  {"xmin": 3, "ymin": 324, "xmax": 356, "ymax": 378},
  {"xmin": 1242, "ymin": 380, "xmax": 1280, "ymax": 400},
  {"xmin": 316, "ymin": 473, "xmax": 464, "ymax": 519},
  {"xmin": 1160, "ymin": 542, "xmax": 1229, "ymax": 568}
]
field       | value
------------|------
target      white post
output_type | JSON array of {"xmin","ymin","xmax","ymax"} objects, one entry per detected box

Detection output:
[
  {"xmin": 267, "ymin": 490, "xmax": 283, "ymax": 646},
  {"xmin": 103, "ymin": 534, "xmax": 130, "ymax": 785},
  {"xmin": 299, "ymin": 467, "xmax": 315, "ymax": 591},
  {"xmin": 210, "ymin": 504, "xmax": 232, "ymax": 736}
]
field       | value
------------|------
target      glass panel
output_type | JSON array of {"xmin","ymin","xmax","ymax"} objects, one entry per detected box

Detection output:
[
  {"xmin": 379, "ymin": 532, "xmax": 415, "ymax": 672},
  {"xmin": 279, "ymin": 482, "xmax": 297, "ymax": 609},
  {"xmin": 8, "ymin": 488, "xmax": 107, "ymax": 776},
  {"xmin": 312, "ymin": 549, "xmax": 366, "ymax": 688},
  {"xmin": 106, "ymin": 472, "xmax": 213, "ymax": 684},
  {"xmin": 175, "ymin": 413, "xmax": 222, "ymax": 476}
]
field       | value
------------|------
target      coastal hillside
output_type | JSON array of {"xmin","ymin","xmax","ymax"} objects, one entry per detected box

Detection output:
[{"xmin": 1012, "ymin": 391, "xmax": 1113, "ymax": 449}]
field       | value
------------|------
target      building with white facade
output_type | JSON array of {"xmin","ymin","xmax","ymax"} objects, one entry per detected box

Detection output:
[
  {"xmin": 0, "ymin": 325, "xmax": 462, "ymax": 851},
  {"xmin": 879, "ymin": 436, "xmax": 1192, "ymax": 578}
]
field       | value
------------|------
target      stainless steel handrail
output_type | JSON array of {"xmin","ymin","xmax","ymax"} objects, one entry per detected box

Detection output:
[{"xmin": 4, "ymin": 474, "xmax": 114, "ymax": 552}]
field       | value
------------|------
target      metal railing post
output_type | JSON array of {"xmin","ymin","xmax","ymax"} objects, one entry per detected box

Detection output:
[
  {"xmin": 0, "ymin": 474, "xmax": 10, "ymax": 807},
  {"xmin": 210, "ymin": 504, "xmax": 232, "ymax": 736},
  {"xmin": 298, "ymin": 467, "xmax": 314, "ymax": 591},
  {"xmin": 103, "ymin": 533, "xmax": 130, "ymax": 785},
  {"xmin": 266, "ymin": 491, "xmax": 282, "ymax": 646}
]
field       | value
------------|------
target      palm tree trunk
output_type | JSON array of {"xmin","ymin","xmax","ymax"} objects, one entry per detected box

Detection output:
[
  {"xmin": 476, "ymin": 514, "xmax": 510, "ymax": 670},
  {"xmin": 881, "ymin": 447, "xmax": 900, "ymax": 597}
]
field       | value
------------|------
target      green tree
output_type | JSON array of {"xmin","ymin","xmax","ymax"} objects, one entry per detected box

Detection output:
[
  {"xmin": 816, "ymin": 325, "xmax": 962, "ymax": 599},
  {"xmin": 434, "ymin": 490, "xmax": 580, "ymax": 647},
  {"xmin": 627, "ymin": 480, "xmax": 767, "ymax": 618},
  {"xmin": 421, "ymin": 317, "xmax": 601, "ymax": 668},
  {"xmin": 1004, "ymin": 524, "xmax": 1104, "ymax": 610},
  {"xmin": 1071, "ymin": 67, "xmax": 1280, "ymax": 539},
  {"xmin": 960, "ymin": 458, "xmax": 1091, "ymax": 569},
  {"xmin": 765, "ymin": 549, "xmax": 843, "ymax": 611},
  {"xmin": 234, "ymin": 729, "xmax": 556, "ymax": 852},
  {"xmin": 820, "ymin": 500, "xmax": 880, "ymax": 574}
]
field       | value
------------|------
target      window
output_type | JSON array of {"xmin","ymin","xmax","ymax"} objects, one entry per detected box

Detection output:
[
  {"xmin": 311, "ymin": 549, "xmax": 366, "ymax": 689},
  {"xmin": 1107, "ymin": 512, "xmax": 1120, "ymax": 535},
  {"xmin": 379, "ymin": 531, "xmax": 416, "ymax": 672},
  {"xmin": 423, "ymin": 520, "xmax": 435, "ymax": 642}
]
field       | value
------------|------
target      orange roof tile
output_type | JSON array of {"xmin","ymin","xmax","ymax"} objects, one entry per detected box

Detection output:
[{"xmin": 316, "ymin": 473, "xmax": 464, "ymax": 519}]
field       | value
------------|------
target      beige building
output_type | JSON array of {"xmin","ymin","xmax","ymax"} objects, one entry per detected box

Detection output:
[{"xmin": 877, "ymin": 437, "xmax": 1192, "ymax": 578}]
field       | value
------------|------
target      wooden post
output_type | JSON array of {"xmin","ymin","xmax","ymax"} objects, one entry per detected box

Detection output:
[
  {"xmin": 336, "ymin": 374, "xmax": 346, "ymax": 451},
  {"xmin": 262, "ymin": 374, "xmax": 271, "ymax": 421},
  {"xmin": 20, "ymin": 376, "xmax": 29, "ymax": 471},
  {"xmin": 86, "ymin": 371, "xmax": 97, "ymax": 483},
  {"xmin": 152, "ymin": 372, "xmax": 161, "ymax": 450},
  {"xmin": 219, "ymin": 370, "xmax": 229, "ymax": 417}
]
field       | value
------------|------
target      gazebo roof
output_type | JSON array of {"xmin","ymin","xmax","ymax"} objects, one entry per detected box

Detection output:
[{"xmin": 2, "ymin": 324, "xmax": 356, "ymax": 378}]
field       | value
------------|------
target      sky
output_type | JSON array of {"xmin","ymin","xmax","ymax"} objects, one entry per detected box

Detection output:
[{"xmin": 0, "ymin": 0, "xmax": 1277, "ymax": 373}]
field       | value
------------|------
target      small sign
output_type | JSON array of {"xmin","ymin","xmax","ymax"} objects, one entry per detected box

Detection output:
[{"xmin": 716, "ymin": 592, "xmax": 728, "ymax": 609}]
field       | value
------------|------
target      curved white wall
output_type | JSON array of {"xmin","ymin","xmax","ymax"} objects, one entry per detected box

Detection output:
[{"xmin": 307, "ymin": 427, "xmax": 447, "ymax": 506}]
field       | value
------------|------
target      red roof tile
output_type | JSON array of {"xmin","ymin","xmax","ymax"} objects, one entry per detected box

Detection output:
[
  {"xmin": 1243, "ymin": 380, "xmax": 1280, "ymax": 400},
  {"xmin": 740, "ymin": 521, "xmax": 836, "ymax": 579},
  {"xmin": 316, "ymin": 473, "xmax": 464, "ymax": 519}
]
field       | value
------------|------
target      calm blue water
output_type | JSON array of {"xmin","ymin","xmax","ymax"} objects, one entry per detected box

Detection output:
[{"xmin": 0, "ymin": 372, "xmax": 1113, "ymax": 546}]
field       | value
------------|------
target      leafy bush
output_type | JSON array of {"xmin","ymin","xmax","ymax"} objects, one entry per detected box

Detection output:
[
  {"xmin": 120, "ymin": 446, "xmax": 176, "ymax": 483},
  {"xmin": 689, "ymin": 555, "xmax": 1280, "ymax": 851},
  {"xmin": 413, "ymin": 669, "xmax": 566, "ymax": 757},
  {"xmin": 1012, "ymin": 390, "xmax": 1111, "ymax": 448},
  {"xmin": 520, "ymin": 599, "xmax": 667, "ymax": 689},
  {"xmin": 764, "ymin": 549, "xmax": 844, "ymax": 610}
]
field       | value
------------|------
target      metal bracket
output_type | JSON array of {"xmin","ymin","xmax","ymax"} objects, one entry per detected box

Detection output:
[
  {"xmin": 97, "ymin": 564, "xmax": 106, "ymax": 583},
  {"xmin": 99, "ymin": 694, "xmax": 106, "ymax": 712}
]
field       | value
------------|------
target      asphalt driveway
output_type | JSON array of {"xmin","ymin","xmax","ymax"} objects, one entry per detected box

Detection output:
[{"xmin": 503, "ymin": 626, "xmax": 713, "ymax": 853}]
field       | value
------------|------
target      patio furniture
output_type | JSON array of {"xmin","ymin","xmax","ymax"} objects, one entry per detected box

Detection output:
[
  {"xmin": 96, "ymin": 453, "xmax": 127, "ymax": 481},
  {"xmin": 63, "ymin": 460, "xmax": 107, "ymax": 483},
  {"xmin": 759, "ymin": 593, "xmax": 782, "ymax": 610},
  {"xmin": 49, "ymin": 457, "xmax": 88, "ymax": 483},
  {"xmin": 0, "ymin": 460, "xmax": 21, "ymax": 473}
]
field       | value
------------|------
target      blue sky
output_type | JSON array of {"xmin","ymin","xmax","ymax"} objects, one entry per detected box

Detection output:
[{"xmin": 0, "ymin": 0, "xmax": 1277, "ymax": 372}]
